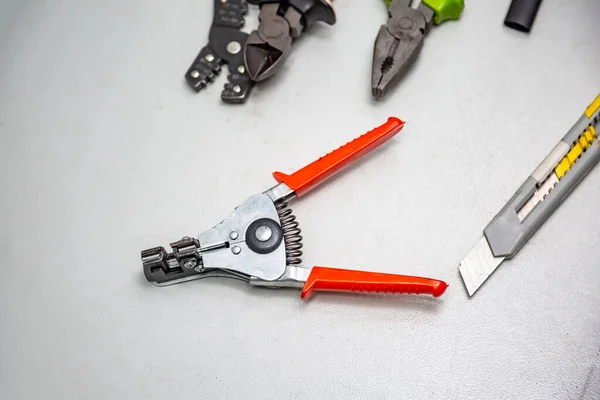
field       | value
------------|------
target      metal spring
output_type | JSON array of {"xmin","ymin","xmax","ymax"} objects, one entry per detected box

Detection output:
[{"xmin": 276, "ymin": 201, "xmax": 303, "ymax": 265}]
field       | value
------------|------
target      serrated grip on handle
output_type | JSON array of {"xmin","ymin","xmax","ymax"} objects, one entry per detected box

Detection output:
[
  {"xmin": 300, "ymin": 266, "xmax": 448, "ymax": 300},
  {"xmin": 272, "ymin": 117, "xmax": 404, "ymax": 197}
]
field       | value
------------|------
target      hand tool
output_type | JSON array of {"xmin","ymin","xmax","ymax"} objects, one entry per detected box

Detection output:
[
  {"xmin": 244, "ymin": 0, "xmax": 336, "ymax": 82},
  {"xmin": 372, "ymin": 0, "xmax": 464, "ymax": 99},
  {"xmin": 459, "ymin": 93, "xmax": 600, "ymax": 296},
  {"xmin": 140, "ymin": 118, "xmax": 449, "ymax": 300},
  {"xmin": 184, "ymin": 0, "xmax": 254, "ymax": 104},
  {"xmin": 504, "ymin": 0, "xmax": 543, "ymax": 33}
]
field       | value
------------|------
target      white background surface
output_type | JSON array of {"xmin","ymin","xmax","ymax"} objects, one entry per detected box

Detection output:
[{"xmin": 1, "ymin": 1, "xmax": 599, "ymax": 399}]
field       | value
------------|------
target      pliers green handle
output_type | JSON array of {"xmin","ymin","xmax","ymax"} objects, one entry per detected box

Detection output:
[
  {"xmin": 384, "ymin": 0, "xmax": 464, "ymax": 25},
  {"xmin": 373, "ymin": 0, "xmax": 464, "ymax": 99}
]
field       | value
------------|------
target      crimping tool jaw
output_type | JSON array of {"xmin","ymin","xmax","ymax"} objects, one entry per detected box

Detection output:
[
  {"xmin": 372, "ymin": 1, "xmax": 429, "ymax": 99},
  {"xmin": 184, "ymin": 0, "xmax": 254, "ymax": 104},
  {"xmin": 244, "ymin": 3, "xmax": 295, "ymax": 82},
  {"xmin": 244, "ymin": 0, "xmax": 335, "ymax": 82}
]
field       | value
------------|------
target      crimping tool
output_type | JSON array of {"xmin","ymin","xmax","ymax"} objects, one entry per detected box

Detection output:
[
  {"xmin": 244, "ymin": 0, "xmax": 336, "ymax": 82},
  {"xmin": 141, "ymin": 118, "xmax": 448, "ymax": 300},
  {"xmin": 372, "ymin": 0, "xmax": 464, "ymax": 99},
  {"xmin": 459, "ymin": 93, "xmax": 600, "ymax": 296},
  {"xmin": 185, "ymin": 0, "xmax": 254, "ymax": 103},
  {"xmin": 184, "ymin": 0, "xmax": 335, "ymax": 103}
]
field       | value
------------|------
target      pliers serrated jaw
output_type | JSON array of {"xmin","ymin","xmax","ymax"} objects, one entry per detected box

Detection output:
[{"xmin": 372, "ymin": 0, "xmax": 433, "ymax": 99}]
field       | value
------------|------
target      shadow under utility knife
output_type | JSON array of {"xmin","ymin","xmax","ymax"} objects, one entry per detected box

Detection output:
[
  {"xmin": 372, "ymin": 0, "xmax": 464, "ymax": 99},
  {"xmin": 459, "ymin": 93, "xmax": 600, "ymax": 296},
  {"xmin": 141, "ymin": 118, "xmax": 448, "ymax": 301},
  {"xmin": 244, "ymin": 0, "xmax": 336, "ymax": 82},
  {"xmin": 185, "ymin": 0, "xmax": 254, "ymax": 104}
]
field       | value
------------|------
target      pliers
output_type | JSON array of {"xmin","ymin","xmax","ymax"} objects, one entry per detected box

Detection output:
[
  {"xmin": 372, "ymin": 0, "xmax": 464, "ymax": 99},
  {"xmin": 141, "ymin": 118, "xmax": 449, "ymax": 301},
  {"xmin": 243, "ymin": 0, "xmax": 336, "ymax": 82}
]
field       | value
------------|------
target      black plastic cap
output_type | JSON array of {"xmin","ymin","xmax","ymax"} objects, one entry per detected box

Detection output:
[{"xmin": 504, "ymin": 0, "xmax": 543, "ymax": 33}]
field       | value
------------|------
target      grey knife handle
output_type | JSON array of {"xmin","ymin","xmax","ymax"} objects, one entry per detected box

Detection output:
[{"xmin": 483, "ymin": 109, "xmax": 600, "ymax": 259}]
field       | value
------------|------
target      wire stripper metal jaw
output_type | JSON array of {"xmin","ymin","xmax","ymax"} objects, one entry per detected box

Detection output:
[{"xmin": 141, "ymin": 118, "xmax": 449, "ymax": 301}]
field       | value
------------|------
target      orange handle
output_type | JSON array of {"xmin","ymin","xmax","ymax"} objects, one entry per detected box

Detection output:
[
  {"xmin": 272, "ymin": 117, "xmax": 404, "ymax": 197},
  {"xmin": 300, "ymin": 266, "xmax": 448, "ymax": 300}
]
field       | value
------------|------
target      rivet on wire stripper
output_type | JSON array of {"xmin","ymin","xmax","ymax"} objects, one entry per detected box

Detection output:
[
  {"xmin": 372, "ymin": 0, "xmax": 464, "ymax": 99},
  {"xmin": 459, "ymin": 93, "xmax": 600, "ymax": 296},
  {"xmin": 141, "ymin": 118, "xmax": 449, "ymax": 300}
]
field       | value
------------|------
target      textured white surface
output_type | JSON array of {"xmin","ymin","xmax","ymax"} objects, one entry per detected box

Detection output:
[{"xmin": 1, "ymin": 1, "xmax": 600, "ymax": 399}]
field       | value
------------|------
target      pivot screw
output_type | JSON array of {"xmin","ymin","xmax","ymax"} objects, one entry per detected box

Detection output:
[
  {"xmin": 226, "ymin": 41, "xmax": 241, "ymax": 55},
  {"xmin": 255, "ymin": 226, "xmax": 273, "ymax": 242}
]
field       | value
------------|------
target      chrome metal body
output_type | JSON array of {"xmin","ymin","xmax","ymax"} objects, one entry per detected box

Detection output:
[{"xmin": 141, "ymin": 183, "xmax": 307, "ymax": 288}]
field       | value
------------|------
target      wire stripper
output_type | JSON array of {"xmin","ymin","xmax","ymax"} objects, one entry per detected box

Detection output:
[
  {"xmin": 459, "ymin": 93, "xmax": 600, "ymax": 296},
  {"xmin": 373, "ymin": 0, "xmax": 464, "ymax": 99},
  {"xmin": 141, "ymin": 118, "xmax": 448, "ymax": 300}
]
